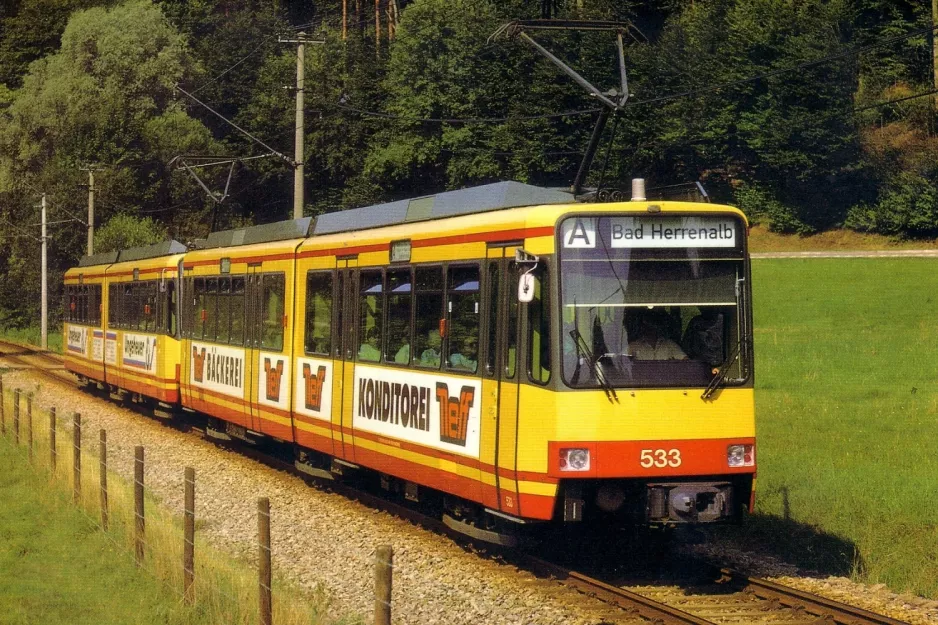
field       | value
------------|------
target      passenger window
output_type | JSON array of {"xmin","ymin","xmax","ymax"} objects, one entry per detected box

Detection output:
[
  {"xmin": 167, "ymin": 280, "xmax": 177, "ymax": 336},
  {"xmin": 485, "ymin": 264, "xmax": 499, "ymax": 376},
  {"xmin": 527, "ymin": 267, "xmax": 551, "ymax": 384},
  {"xmin": 145, "ymin": 281, "xmax": 157, "ymax": 332},
  {"xmin": 358, "ymin": 270, "xmax": 383, "ymax": 362},
  {"xmin": 216, "ymin": 277, "xmax": 231, "ymax": 344},
  {"xmin": 229, "ymin": 277, "xmax": 245, "ymax": 345},
  {"xmin": 334, "ymin": 272, "xmax": 345, "ymax": 358},
  {"xmin": 506, "ymin": 262, "xmax": 519, "ymax": 378},
  {"xmin": 384, "ymin": 269, "xmax": 412, "ymax": 365},
  {"xmin": 446, "ymin": 266, "xmax": 480, "ymax": 373},
  {"xmin": 305, "ymin": 272, "xmax": 333, "ymax": 356},
  {"xmin": 193, "ymin": 278, "xmax": 206, "ymax": 339},
  {"xmin": 205, "ymin": 278, "xmax": 218, "ymax": 341},
  {"xmin": 260, "ymin": 273, "xmax": 285, "ymax": 351},
  {"xmin": 413, "ymin": 267, "xmax": 442, "ymax": 369}
]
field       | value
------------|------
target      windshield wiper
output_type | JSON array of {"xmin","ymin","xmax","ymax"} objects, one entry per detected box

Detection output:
[
  {"xmin": 569, "ymin": 328, "xmax": 619, "ymax": 403},
  {"xmin": 701, "ymin": 339, "xmax": 743, "ymax": 400}
]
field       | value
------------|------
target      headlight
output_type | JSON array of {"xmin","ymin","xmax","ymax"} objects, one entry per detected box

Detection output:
[
  {"xmin": 727, "ymin": 444, "xmax": 754, "ymax": 467},
  {"xmin": 559, "ymin": 448, "xmax": 590, "ymax": 472}
]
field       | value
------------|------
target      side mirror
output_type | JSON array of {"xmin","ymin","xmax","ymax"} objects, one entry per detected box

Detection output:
[{"xmin": 518, "ymin": 273, "xmax": 535, "ymax": 303}]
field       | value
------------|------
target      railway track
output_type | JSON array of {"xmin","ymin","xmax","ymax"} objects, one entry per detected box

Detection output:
[{"xmin": 0, "ymin": 341, "xmax": 913, "ymax": 625}]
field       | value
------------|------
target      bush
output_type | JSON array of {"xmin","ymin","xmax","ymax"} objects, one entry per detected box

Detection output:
[
  {"xmin": 844, "ymin": 172, "xmax": 938, "ymax": 238},
  {"xmin": 733, "ymin": 184, "xmax": 814, "ymax": 235}
]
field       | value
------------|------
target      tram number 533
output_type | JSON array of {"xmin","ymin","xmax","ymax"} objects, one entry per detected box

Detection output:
[{"xmin": 639, "ymin": 449, "xmax": 682, "ymax": 468}]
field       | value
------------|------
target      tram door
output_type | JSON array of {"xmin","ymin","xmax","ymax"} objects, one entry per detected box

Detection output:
[
  {"xmin": 483, "ymin": 247, "xmax": 522, "ymax": 515},
  {"xmin": 243, "ymin": 264, "xmax": 263, "ymax": 433},
  {"xmin": 331, "ymin": 258, "xmax": 358, "ymax": 461}
]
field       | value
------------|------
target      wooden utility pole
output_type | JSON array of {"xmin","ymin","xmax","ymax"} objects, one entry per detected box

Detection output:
[{"xmin": 40, "ymin": 194, "xmax": 47, "ymax": 350}]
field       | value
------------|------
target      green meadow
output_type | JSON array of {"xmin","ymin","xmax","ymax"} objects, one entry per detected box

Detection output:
[{"xmin": 725, "ymin": 258, "xmax": 938, "ymax": 598}]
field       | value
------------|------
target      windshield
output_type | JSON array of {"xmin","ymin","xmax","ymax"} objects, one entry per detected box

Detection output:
[{"xmin": 559, "ymin": 214, "xmax": 750, "ymax": 389}]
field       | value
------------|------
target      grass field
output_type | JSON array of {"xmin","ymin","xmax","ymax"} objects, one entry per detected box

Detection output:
[
  {"xmin": 0, "ymin": 327, "xmax": 62, "ymax": 354},
  {"xmin": 0, "ymin": 439, "xmax": 206, "ymax": 625},
  {"xmin": 720, "ymin": 258, "xmax": 938, "ymax": 598},
  {"xmin": 0, "ymin": 390, "xmax": 349, "ymax": 625}
]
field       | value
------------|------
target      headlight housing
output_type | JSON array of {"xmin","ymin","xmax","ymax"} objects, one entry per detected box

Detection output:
[
  {"xmin": 559, "ymin": 448, "xmax": 591, "ymax": 472},
  {"xmin": 727, "ymin": 444, "xmax": 754, "ymax": 467}
]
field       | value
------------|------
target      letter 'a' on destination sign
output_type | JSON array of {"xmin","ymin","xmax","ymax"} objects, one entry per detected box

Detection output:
[
  {"xmin": 609, "ymin": 216, "xmax": 736, "ymax": 248},
  {"xmin": 561, "ymin": 217, "xmax": 596, "ymax": 249}
]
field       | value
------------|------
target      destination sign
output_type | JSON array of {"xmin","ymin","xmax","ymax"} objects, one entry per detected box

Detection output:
[{"xmin": 561, "ymin": 216, "xmax": 737, "ymax": 249}]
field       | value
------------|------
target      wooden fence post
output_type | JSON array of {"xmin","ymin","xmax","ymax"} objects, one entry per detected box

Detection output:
[
  {"xmin": 375, "ymin": 545, "xmax": 393, "ymax": 625},
  {"xmin": 184, "ymin": 467, "xmax": 195, "ymax": 604},
  {"xmin": 0, "ymin": 375, "xmax": 5, "ymax": 436},
  {"xmin": 258, "ymin": 497, "xmax": 272, "ymax": 625},
  {"xmin": 13, "ymin": 389, "xmax": 20, "ymax": 444},
  {"xmin": 134, "ymin": 446, "xmax": 145, "ymax": 566},
  {"xmin": 49, "ymin": 408, "xmax": 56, "ymax": 471},
  {"xmin": 26, "ymin": 393, "xmax": 32, "ymax": 461},
  {"xmin": 99, "ymin": 430, "xmax": 108, "ymax": 531},
  {"xmin": 73, "ymin": 413, "xmax": 81, "ymax": 503}
]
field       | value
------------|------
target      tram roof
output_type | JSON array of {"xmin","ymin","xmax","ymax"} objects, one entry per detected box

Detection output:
[
  {"xmin": 311, "ymin": 181, "xmax": 575, "ymax": 236},
  {"xmin": 200, "ymin": 217, "xmax": 313, "ymax": 249},
  {"xmin": 116, "ymin": 240, "xmax": 187, "ymax": 263},
  {"xmin": 77, "ymin": 251, "xmax": 120, "ymax": 267}
]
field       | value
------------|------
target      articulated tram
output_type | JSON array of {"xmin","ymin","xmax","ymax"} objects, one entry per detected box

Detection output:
[{"xmin": 64, "ymin": 181, "xmax": 755, "ymax": 541}]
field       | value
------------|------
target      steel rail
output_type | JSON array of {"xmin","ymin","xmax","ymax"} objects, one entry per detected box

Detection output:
[{"xmin": 715, "ymin": 566, "xmax": 911, "ymax": 625}]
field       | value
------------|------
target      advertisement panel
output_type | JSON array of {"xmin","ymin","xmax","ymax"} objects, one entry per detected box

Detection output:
[
  {"xmin": 66, "ymin": 325, "xmax": 87, "ymax": 356},
  {"xmin": 352, "ymin": 365, "xmax": 482, "ymax": 459},
  {"xmin": 294, "ymin": 357, "xmax": 333, "ymax": 422},
  {"xmin": 257, "ymin": 351, "xmax": 290, "ymax": 411},
  {"xmin": 190, "ymin": 342, "xmax": 245, "ymax": 399},
  {"xmin": 122, "ymin": 333, "xmax": 157, "ymax": 374}
]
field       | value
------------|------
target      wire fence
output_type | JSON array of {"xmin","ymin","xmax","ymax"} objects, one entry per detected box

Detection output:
[{"xmin": 0, "ymin": 378, "xmax": 403, "ymax": 625}]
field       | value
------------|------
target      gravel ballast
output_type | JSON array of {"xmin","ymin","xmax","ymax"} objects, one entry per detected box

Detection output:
[{"xmin": 3, "ymin": 368, "xmax": 936, "ymax": 625}]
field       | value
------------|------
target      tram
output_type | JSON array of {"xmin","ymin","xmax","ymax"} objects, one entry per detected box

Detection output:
[{"xmin": 64, "ymin": 180, "xmax": 755, "ymax": 540}]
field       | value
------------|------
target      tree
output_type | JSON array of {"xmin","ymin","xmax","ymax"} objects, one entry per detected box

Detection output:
[
  {"xmin": 94, "ymin": 213, "xmax": 169, "ymax": 252},
  {"xmin": 0, "ymin": 0, "xmax": 216, "ymax": 327}
]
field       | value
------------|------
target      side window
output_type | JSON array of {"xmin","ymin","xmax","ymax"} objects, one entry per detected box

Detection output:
[
  {"xmin": 205, "ymin": 278, "xmax": 218, "ymax": 341},
  {"xmin": 527, "ymin": 267, "xmax": 551, "ymax": 384},
  {"xmin": 305, "ymin": 271, "xmax": 333, "ymax": 356},
  {"xmin": 445, "ymin": 266, "xmax": 480, "ymax": 373},
  {"xmin": 260, "ymin": 273, "xmax": 285, "ymax": 351},
  {"xmin": 182, "ymin": 277, "xmax": 193, "ymax": 337},
  {"xmin": 384, "ymin": 269, "xmax": 412, "ymax": 365},
  {"xmin": 91, "ymin": 285, "xmax": 101, "ymax": 326},
  {"xmin": 166, "ymin": 279, "xmax": 177, "ymax": 336},
  {"xmin": 413, "ymin": 267, "xmax": 442, "ymax": 369},
  {"xmin": 216, "ymin": 277, "xmax": 231, "ymax": 344},
  {"xmin": 358, "ymin": 270, "xmax": 383, "ymax": 362},
  {"xmin": 194, "ymin": 278, "xmax": 206, "ymax": 339},
  {"xmin": 334, "ymin": 272, "xmax": 345, "ymax": 358},
  {"xmin": 506, "ymin": 262, "xmax": 519, "ymax": 379},
  {"xmin": 123, "ymin": 284, "xmax": 134, "ymax": 330},
  {"xmin": 229, "ymin": 276, "xmax": 245, "ymax": 345},
  {"xmin": 145, "ymin": 281, "xmax": 157, "ymax": 332},
  {"xmin": 485, "ymin": 264, "xmax": 499, "ymax": 376}
]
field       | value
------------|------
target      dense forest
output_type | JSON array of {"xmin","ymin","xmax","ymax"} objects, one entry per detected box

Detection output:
[{"xmin": 0, "ymin": 0, "xmax": 934, "ymax": 328}]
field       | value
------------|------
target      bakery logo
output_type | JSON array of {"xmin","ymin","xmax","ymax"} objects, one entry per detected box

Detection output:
[
  {"xmin": 193, "ymin": 347, "xmax": 206, "ymax": 382},
  {"xmin": 435, "ymin": 383, "xmax": 475, "ymax": 447},
  {"xmin": 264, "ymin": 358, "xmax": 284, "ymax": 402},
  {"xmin": 302, "ymin": 364, "xmax": 327, "ymax": 411}
]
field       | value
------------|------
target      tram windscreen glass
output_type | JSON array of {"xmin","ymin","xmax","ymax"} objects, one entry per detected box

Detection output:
[{"xmin": 558, "ymin": 215, "xmax": 748, "ymax": 388}]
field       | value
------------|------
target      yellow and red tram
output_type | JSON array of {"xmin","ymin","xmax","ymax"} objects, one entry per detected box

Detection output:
[{"xmin": 65, "ymin": 181, "xmax": 756, "ymax": 538}]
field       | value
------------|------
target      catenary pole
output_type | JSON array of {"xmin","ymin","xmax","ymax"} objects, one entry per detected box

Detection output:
[
  {"xmin": 41, "ymin": 194, "xmax": 48, "ymax": 350},
  {"xmin": 294, "ymin": 32, "xmax": 306, "ymax": 220},
  {"xmin": 87, "ymin": 169, "xmax": 94, "ymax": 255},
  {"xmin": 278, "ymin": 32, "xmax": 323, "ymax": 220}
]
